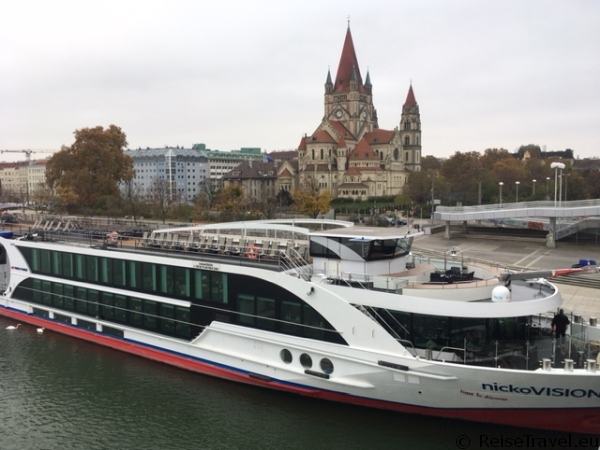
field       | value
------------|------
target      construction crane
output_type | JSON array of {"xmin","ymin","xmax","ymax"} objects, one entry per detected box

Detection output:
[{"xmin": 0, "ymin": 149, "xmax": 56, "ymax": 164}]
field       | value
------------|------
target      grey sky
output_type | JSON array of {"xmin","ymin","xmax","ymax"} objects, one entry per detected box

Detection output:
[{"xmin": 1, "ymin": 0, "xmax": 599, "ymax": 163}]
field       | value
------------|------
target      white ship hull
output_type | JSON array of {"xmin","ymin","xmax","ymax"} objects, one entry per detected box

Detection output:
[{"xmin": 1, "ymin": 219, "xmax": 599, "ymax": 434}]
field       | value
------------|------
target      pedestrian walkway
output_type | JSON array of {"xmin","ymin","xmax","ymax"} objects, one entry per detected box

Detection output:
[{"xmin": 433, "ymin": 199, "xmax": 600, "ymax": 247}]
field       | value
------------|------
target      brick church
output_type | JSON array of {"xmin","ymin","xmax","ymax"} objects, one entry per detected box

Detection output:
[{"xmin": 278, "ymin": 25, "xmax": 422, "ymax": 200}]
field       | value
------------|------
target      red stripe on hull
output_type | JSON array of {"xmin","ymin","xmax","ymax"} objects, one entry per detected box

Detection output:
[{"xmin": 2, "ymin": 308, "xmax": 599, "ymax": 435}]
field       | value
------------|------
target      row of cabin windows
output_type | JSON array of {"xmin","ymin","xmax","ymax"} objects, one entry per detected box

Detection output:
[
  {"xmin": 17, "ymin": 247, "xmax": 346, "ymax": 345},
  {"xmin": 18, "ymin": 279, "xmax": 192, "ymax": 339},
  {"xmin": 20, "ymin": 247, "xmax": 228, "ymax": 303}
]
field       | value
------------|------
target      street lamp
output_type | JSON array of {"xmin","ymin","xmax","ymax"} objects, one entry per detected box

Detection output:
[
  {"xmin": 515, "ymin": 181, "xmax": 520, "ymax": 203},
  {"xmin": 499, "ymin": 182, "xmax": 504, "ymax": 206},
  {"xmin": 428, "ymin": 173, "xmax": 436, "ymax": 223},
  {"xmin": 550, "ymin": 162, "xmax": 565, "ymax": 207},
  {"xmin": 546, "ymin": 176, "xmax": 550, "ymax": 200},
  {"xmin": 532, "ymin": 179, "xmax": 536, "ymax": 196}
]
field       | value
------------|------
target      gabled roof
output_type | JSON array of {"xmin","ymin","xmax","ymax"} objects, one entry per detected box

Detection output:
[
  {"xmin": 349, "ymin": 139, "xmax": 375, "ymax": 160},
  {"xmin": 308, "ymin": 129, "xmax": 337, "ymax": 144},
  {"xmin": 333, "ymin": 26, "xmax": 365, "ymax": 94},
  {"xmin": 364, "ymin": 129, "xmax": 395, "ymax": 145}
]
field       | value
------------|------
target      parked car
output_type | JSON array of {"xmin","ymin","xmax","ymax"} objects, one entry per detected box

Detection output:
[{"xmin": 571, "ymin": 259, "xmax": 597, "ymax": 268}]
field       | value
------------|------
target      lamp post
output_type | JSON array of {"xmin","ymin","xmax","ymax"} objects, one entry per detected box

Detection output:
[
  {"xmin": 499, "ymin": 182, "xmax": 504, "ymax": 206},
  {"xmin": 550, "ymin": 162, "xmax": 565, "ymax": 207},
  {"xmin": 515, "ymin": 181, "xmax": 520, "ymax": 203},
  {"xmin": 532, "ymin": 179, "xmax": 536, "ymax": 196},
  {"xmin": 429, "ymin": 174, "xmax": 435, "ymax": 224},
  {"xmin": 546, "ymin": 176, "xmax": 550, "ymax": 200}
]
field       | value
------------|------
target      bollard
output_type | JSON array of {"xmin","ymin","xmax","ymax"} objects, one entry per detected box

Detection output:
[
  {"xmin": 542, "ymin": 358, "xmax": 552, "ymax": 371},
  {"xmin": 564, "ymin": 359, "xmax": 574, "ymax": 372},
  {"xmin": 586, "ymin": 360, "xmax": 597, "ymax": 373}
]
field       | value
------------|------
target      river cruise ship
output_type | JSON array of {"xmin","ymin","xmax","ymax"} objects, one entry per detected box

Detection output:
[{"xmin": 1, "ymin": 219, "xmax": 599, "ymax": 434}]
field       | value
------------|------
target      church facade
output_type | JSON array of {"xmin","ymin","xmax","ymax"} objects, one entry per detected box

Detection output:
[{"xmin": 293, "ymin": 26, "xmax": 422, "ymax": 199}]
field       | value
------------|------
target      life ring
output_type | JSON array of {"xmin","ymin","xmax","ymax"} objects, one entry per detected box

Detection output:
[{"xmin": 246, "ymin": 244, "xmax": 258, "ymax": 260}]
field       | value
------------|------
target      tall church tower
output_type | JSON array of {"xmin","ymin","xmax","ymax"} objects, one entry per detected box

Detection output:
[
  {"xmin": 294, "ymin": 25, "xmax": 422, "ymax": 200},
  {"xmin": 323, "ymin": 25, "xmax": 377, "ymax": 138},
  {"xmin": 400, "ymin": 84, "xmax": 421, "ymax": 172}
]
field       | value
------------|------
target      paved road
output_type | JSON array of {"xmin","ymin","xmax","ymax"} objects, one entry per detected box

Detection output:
[{"xmin": 412, "ymin": 232, "xmax": 599, "ymax": 271}]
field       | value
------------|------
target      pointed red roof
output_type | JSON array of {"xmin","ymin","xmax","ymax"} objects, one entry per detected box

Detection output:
[
  {"xmin": 349, "ymin": 139, "xmax": 375, "ymax": 160},
  {"xmin": 297, "ymin": 136, "xmax": 307, "ymax": 151},
  {"xmin": 333, "ymin": 27, "xmax": 365, "ymax": 94},
  {"xmin": 404, "ymin": 84, "xmax": 417, "ymax": 108},
  {"xmin": 309, "ymin": 129, "xmax": 337, "ymax": 144}
]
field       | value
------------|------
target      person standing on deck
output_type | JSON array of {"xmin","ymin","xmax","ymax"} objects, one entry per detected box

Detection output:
[{"xmin": 551, "ymin": 309, "xmax": 570, "ymax": 344}]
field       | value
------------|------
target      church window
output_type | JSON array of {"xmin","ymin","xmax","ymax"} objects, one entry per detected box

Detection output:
[
  {"xmin": 404, "ymin": 120, "xmax": 410, "ymax": 130},
  {"xmin": 320, "ymin": 149, "xmax": 324, "ymax": 159},
  {"xmin": 416, "ymin": 136, "xmax": 420, "ymax": 145},
  {"xmin": 405, "ymin": 152, "xmax": 409, "ymax": 161},
  {"xmin": 404, "ymin": 136, "xmax": 410, "ymax": 145},
  {"xmin": 312, "ymin": 149, "xmax": 315, "ymax": 159},
  {"xmin": 393, "ymin": 148, "xmax": 399, "ymax": 160}
]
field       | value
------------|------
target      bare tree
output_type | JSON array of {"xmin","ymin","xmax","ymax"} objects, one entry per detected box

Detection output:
[{"xmin": 148, "ymin": 177, "xmax": 177, "ymax": 223}]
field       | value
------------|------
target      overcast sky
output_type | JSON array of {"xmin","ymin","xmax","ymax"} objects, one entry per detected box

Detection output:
[{"xmin": 1, "ymin": 0, "xmax": 599, "ymax": 163}]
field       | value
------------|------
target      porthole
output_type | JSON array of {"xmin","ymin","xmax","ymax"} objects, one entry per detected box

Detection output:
[
  {"xmin": 280, "ymin": 349, "xmax": 293, "ymax": 364},
  {"xmin": 300, "ymin": 353, "xmax": 313, "ymax": 369},
  {"xmin": 320, "ymin": 358, "xmax": 334, "ymax": 374}
]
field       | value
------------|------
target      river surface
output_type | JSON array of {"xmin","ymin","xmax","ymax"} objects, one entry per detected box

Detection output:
[{"xmin": 1, "ymin": 317, "xmax": 598, "ymax": 450}]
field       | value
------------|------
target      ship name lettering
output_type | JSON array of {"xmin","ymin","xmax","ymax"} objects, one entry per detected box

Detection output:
[
  {"xmin": 193, "ymin": 263, "xmax": 219, "ymax": 271},
  {"xmin": 481, "ymin": 382, "xmax": 600, "ymax": 398}
]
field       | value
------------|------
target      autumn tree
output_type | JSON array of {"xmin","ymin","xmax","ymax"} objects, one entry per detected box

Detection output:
[
  {"xmin": 213, "ymin": 184, "xmax": 252, "ymax": 221},
  {"xmin": 439, "ymin": 151, "xmax": 482, "ymax": 204},
  {"xmin": 45, "ymin": 125, "xmax": 134, "ymax": 212},
  {"xmin": 292, "ymin": 177, "xmax": 332, "ymax": 218}
]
